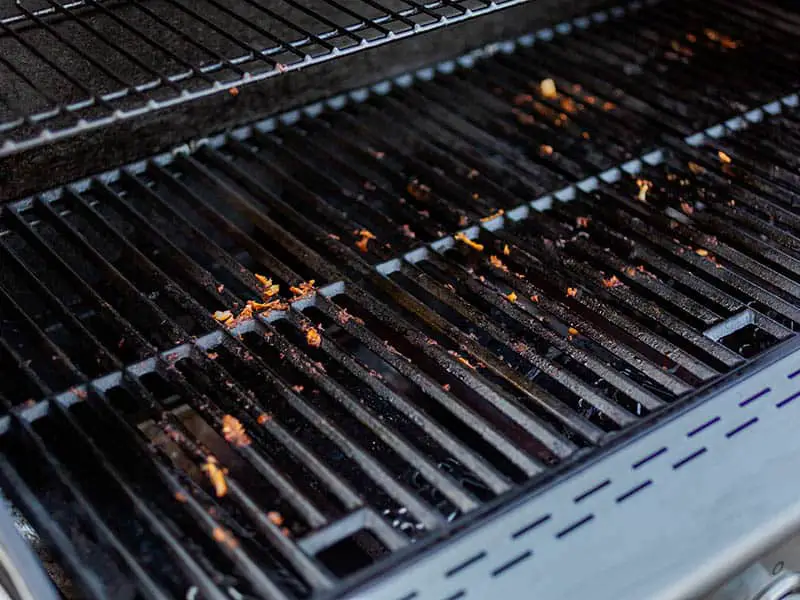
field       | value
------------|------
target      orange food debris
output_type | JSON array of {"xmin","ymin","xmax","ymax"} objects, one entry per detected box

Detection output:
[
  {"xmin": 174, "ymin": 491, "xmax": 188, "ymax": 503},
  {"xmin": 505, "ymin": 291, "xmax": 518, "ymax": 303},
  {"xmin": 257, "ymin": 413, "xmax": 271, "ymax": 425},
  {"xmin": 229, "ymin": 87, "xmax": 239, "ymax": 97},
  {"xmin": 688, "ymin": 162, "xmax": 705, "ymax": 175},
  {"xmin": 602, "ymin": 275, "xmax": 623, "ymax": 288},
  {"xmin": 306, "ymin": 328, "xmax": 322, "ymax": 348},
  {"xmin": 202, "ymin": 459, "xmax": 228, "ymax": 498},
  {"xmin": 289, "ymin": 280, "xmax": 316, "ymax": 299},
  {"xmin": 567, "ymin": 327, "xmax": 579, "ymax": 336},
  {"xmin": 559, "ymin": 96, "xmax": 578, "ymax": 113},
  {"xmin": 540, "ymin": 78, "xmax": 557, "ymax": 99},
  {"xmin": 212, "ymin": 527, "xmax": 239, "ymax": 549},
  {"xmin": 566, "ymin": 287, "xmax": 578, "ymax": 298},
  {"xmin": 457, "ymin": 356, "xmax": 477, "ymax": 370},
  {"xmin": 255, "ymin": 274, "xmax": 281, "ymax": 299},
  {"xmin": 718, "ymin": 151, "xmax": 732, "ymax": 164},
  {"xmin": 503, "ymin": 244, "xmax": 511, "ymax": 256},
  {"xmin": 489, "ymin": 255, "xmax": 507, "ymax": 270},
  {"xmin": 576, "ymin": 216, "xmax": 590, "ymax": 228},
  {"xmin": 267, "ymin": 511, "xmax": 284, "ymax": 527},
  {"xmin": 540, "ymin": 144, "xmax": 554, "ymax": 156},
  {"xmin": 355, "ymin": 229, "xmax": 376, "ymax": 253},
  {"xmin": 602, "ymin": 101, "xmax": 616, "ymax": 111},
  {"xmin": 407, "ymin": 180, "xmax": 431, "ymax": 200},
  {"xmin": 581, "ymin": 131, "xmax": 591, "ymax": 140},
  {"xmin": 636, "ymin": 179, "xmax": 652, "ymax": 202},
  {"xmin": 213, "ymin": 310, "xmax": 233, "ymax": 324},
  {"xmin": 695, "ymin": 248, "xmax": 709, "ymax": 257},
  {"xmin": 530, "ymin": 294, "xmax": 539, "ymax": 303},
  {"xmin": 207, "ymin": 352, "xmax": 219, "ymax": 360},
  {"xmin": 481, "ymin": 209, "xmax": 505, "ymax": 222},
  {"xmin": 222, "ymin": 415, "xmax": 251, "ymax": 448},
  {"xmin": 454, "ymin": 232, "xmax": 484, "ymax": 252}
]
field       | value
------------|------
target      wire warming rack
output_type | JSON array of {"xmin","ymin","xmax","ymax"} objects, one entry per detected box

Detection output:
[{"xmin": 0, "ymin": 0, "xmax": 523, "ymax": 156}]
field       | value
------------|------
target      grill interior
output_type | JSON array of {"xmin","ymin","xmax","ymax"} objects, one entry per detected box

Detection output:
[{"xmin": 1, "ymin": 0, "xmax": 800, "ymax": 598}]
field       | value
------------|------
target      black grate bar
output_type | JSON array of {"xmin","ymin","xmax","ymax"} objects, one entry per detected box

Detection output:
[
  {"xmin": 284, "ymin": 308, "xmax": 512, "ymax": 495},
  {"xmin": 309, "ymin": 293, "xmax": 546, "ymax": 477},
  {"xmin": 401, "ymin": 258, "xmax": 652, "ymax": 419}
]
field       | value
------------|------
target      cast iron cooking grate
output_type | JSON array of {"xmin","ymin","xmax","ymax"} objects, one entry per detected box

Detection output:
[
  {"xmin": 0, "ymin": 0, "xmax": 799, "ymax": 597},
  {"xmin": 0, "ymin": 0, "xmax": 523, "ymax": 155}
]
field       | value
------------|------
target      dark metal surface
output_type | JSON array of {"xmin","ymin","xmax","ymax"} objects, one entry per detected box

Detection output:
[
  {"xmin": 0, "ymin": 0, "xmax": 608, "ymax": 201},
  {"xmin": 0, "ymin": 0, "xmax": 527, "ymax": 155},
  {"xmin": 0, "ymin": 0, "xmax": 799, "ymax": 597}
]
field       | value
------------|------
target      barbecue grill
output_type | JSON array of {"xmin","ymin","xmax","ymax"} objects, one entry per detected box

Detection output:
[{"xmin": 1, "ymin": 0, "xmax": 800, "ymax": 599}]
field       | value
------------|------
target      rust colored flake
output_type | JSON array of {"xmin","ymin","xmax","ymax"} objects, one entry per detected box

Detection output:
[
  {"xmin": 212, "ymin": 527, "xmax": 239, "ymax": 549},
  {"xmin": 355, "ymin": 229, "xmax": 376, "ymax": 253},
  {"xmin": 481, "ymin": 209, "xmax": 505, "ymax": 222},
  {"xmin": 291, "ymin": 384, "xmax": 304, "ymax": 393},
  {"xmin": 257, "ymin": 413, "xmax": 271, "ymax": 425},
  {"xmin": 566, "ymin": 287, "xmax": 578, "ymax": 298},
  {"xmin": 202, "ymin": 459, "xmax": 228, "ymax": 498},
  {"xmin": 513, "ymin": 93, "xmax": 533, "ymax": 105},
  {"xmin": 454, "ymin": 232, "xmax": 484, "ymax": 252},
  {"xmin": 289, "ymin": 280, "xmax": 316, "ymax": 300},
  {"xmin": 530, "ymin": 294, "xmax": 539, "ymax": 303},
  {"xmin": 267, "ymin": 511, "xmax": 284, "ymax": 526},
  {"xmin": 575, "ymin": 216, "xmax": 590, "ymax": 228},
  {"xmin": 174, "ymin": 491, "xmax": 188, "ymax": 503},
  {"xmin": 489, "ymin": 255, "xmax": 508, "ymax": 271},
  {"xmin": 213, "ymin": 310, "xmax": 234, "ymax": 324},
  {"xmin": 457, "ymin": 356, "xmax": 477, "ymax": 370},
  {"xmin": 306, "ymin": 328, "xmax": 322, "ymax": 348},
  {"xmin": 602, "ymin": 275, "xmax": 623, "ymax": 288},
  {"xmin": 539, "ymin": 144, "xmax": 554, "ymax": 156},
  {"xmin": 718, "ymin": 151, "xmax": 732, "ymax": 164},
  {"xmin": 442, "ymin": 383, "xmax": 451, "ymax": 392},
  {"xmin": 688, "ymin": 162, "xmax": 705, "ymax": 175},
  {"xmin": 222, "ymin": 415, "xmax": 251, "ymax": 448},
  {"xmin": 636, "ymin": 179, "xmax": 652, "ymax": 202},
  {"xmin": 229, "ymin": 87, "xmax": 239, "ymax": 97},
  {"xmin": 407, "ymin": 180, "xmax": 431, "ymax": 200},
  {"xmin": 401, "ymin": 224, "xmax": 416, "ymax": 239},
  {"xmin": 207, "ymin": 352, "xmax": 219, "ymax": 360}
]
